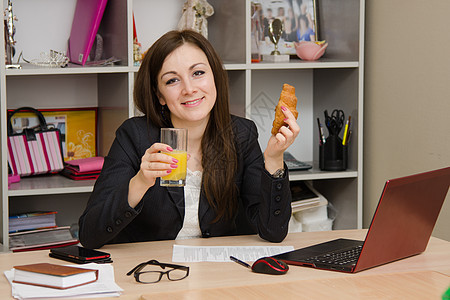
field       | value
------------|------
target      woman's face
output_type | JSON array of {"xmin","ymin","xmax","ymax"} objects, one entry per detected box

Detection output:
[{"xmin": 157, "ymin": 43, "xmax": 217, "ymax": 128}]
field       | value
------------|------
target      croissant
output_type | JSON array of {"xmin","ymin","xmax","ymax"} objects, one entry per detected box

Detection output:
[{"xmin": 271, "ymin": 83, "xmax": 299, "ymax": 135}]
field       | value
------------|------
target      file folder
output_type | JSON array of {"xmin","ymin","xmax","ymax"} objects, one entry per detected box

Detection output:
[{"xmin": 68, "ymin": 0, "xmax": 108, "ymax": 65}]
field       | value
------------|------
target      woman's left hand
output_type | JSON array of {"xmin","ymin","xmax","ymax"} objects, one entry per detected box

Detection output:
[{"xmin": 264, "ymin": 106, "xmax": 300, "ymax": 173}]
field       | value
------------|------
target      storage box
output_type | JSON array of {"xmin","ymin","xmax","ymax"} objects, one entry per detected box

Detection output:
[
  {"xmin": 294, "ymin": 204, "xmax": 328, "ymax": 224},
  {"xmin": 292, "ymin": 202, "xmax": 337, "ymax": 232},
  {"xmin": 302, "ymin": 218, "xmax": 334, "ymax": 232},
  {"xmin": 288, "ymin": 215, "xmax": 303, "ymax": 233}
]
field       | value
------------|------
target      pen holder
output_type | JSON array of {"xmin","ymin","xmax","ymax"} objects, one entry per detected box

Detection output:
[{"xmin": 319, "ymin": 135, "xmax": 348, "ymax": 171}]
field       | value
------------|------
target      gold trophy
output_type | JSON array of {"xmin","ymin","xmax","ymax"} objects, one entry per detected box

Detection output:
[
  {"xmin": 263, "ymin": 18, "xmax": 289, "ymax": 62},
  {"xmin": 268, "ymin": 18, "xmax": 282, "ymax": 55}
]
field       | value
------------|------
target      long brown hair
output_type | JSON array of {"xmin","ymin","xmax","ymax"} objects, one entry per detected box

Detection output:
[{"xmin": 134, "ymin": 30, "xmax": 238, "ymax": 222}]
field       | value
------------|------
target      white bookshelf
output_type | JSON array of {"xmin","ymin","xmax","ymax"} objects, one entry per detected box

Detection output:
[{"xmin": 0, "ymin": 0, "xmax": 365, "ymax": 250}]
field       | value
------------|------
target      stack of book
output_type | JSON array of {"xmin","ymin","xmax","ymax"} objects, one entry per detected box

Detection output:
[
  {"xmin": 61, "ymin": 156, "xmax": 104, "ymax": 180},
  {"xmin": 9, "ymin": 211, "xmax": 57, "ymax": 233},
  {"xmin": 290, "ymin": 181, "xmax": 327, "ymax": 213},
  {"xmin": 5, "ymin": 263, "xmax": 123, "ymax": 298},
  {"xmin": 9, "ymin": 226, "xmax": 78, "ymax": 252},
  {"xmin": 9, "ymin": 211, "xmax": 78, "ymax": 252}
]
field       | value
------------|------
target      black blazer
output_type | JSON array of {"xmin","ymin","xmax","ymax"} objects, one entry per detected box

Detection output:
[{"xmin": 78, "ymin": 115, "xmax": 292, "ymax": 249}]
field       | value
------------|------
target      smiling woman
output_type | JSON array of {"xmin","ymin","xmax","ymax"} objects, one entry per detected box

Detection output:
[
  {"xmin": 78, "ymin": 30, "xmax": 300, "ymax": 249},
  {"xmin": 156, "ymin": 43, "xmax": 217, "ymax": 130}
]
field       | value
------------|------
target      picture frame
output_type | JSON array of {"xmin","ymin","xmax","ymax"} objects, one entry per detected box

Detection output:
[
  {"xmin": 9, "ymin": 108, "xmax": 98, "ymax": 161},
  {"xmin": 252, "ymin": 0, "xmax": 318, "ymax": 56}
]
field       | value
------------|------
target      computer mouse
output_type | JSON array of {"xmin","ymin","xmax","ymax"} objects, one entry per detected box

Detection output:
[{"xmin": 251, "ymin": 256, "xmax": 289, "ymax": 275}]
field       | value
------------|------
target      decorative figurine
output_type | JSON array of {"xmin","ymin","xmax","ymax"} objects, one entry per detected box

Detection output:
[
  {"xmin": 177, "ymin": 0, "xmax": 214, "ymax": 38},
  {"xmin": 4, "ymin": 0, "xmax": 21, "ymax": 68},
  {"xmin": 133, "ymin": 13, "xmax": 143, "ymax": 66},
  {"xmin": 133, "ymin": 37, "xmax": 143, "ymax": 66}
]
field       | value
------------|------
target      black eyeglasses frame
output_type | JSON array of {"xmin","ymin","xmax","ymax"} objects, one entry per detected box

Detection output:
[{"xmin": 126, "ymin": 259, "xmax": 190, "ymax": 284}]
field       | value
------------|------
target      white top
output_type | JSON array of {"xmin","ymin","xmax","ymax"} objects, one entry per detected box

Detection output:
[{"xmin": 175, "ymin": 169, "xmax": 202, "ymax": 240}]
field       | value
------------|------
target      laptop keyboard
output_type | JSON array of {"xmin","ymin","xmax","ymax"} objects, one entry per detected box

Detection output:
[{"xmin": 305, "ymin": 245, "xmax": 363, "ymax": 265}]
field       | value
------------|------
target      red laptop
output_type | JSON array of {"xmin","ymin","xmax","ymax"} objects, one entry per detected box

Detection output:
[{"xmin": 274, "ymin": 167, "xmax": 450, "ymax": 273}]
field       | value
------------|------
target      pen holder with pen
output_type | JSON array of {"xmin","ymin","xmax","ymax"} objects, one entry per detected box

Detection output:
[{"xmin": 319, "ymin": 134, "xmax": 348, "ymax": 171}]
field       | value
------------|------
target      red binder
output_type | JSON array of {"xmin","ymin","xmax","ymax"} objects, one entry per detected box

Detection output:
[{"xmin": 68, "ymin": 0, "xmax": 108, "ymax": 66}]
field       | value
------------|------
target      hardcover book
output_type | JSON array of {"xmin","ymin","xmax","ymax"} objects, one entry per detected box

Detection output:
[
  {"xmin": 13, "ymin": 263, "xmax": 98, "ymax": 289},
  {"xmin": 290, "ymin": 181, "xmax": 319, "ymax": 201}
]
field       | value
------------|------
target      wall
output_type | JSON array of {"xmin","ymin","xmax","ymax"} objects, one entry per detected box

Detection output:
[{"xmin": 364, "ymin": 0, "xmax": 450, "ymax": 240}]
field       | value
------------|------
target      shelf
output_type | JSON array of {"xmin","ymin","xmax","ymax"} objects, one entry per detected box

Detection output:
[
  {"xmin": 7, "ymin": 169, "xmax": 358, "ymax": 196},
  {"xmin": 131, "ymin": 60, "xmax": 358, "ymax": 73},
  {"xmin": 5, "ymin": 63, "xmax": 132, "ymax": 76},
  {"xmin": 224, "ymin": 64, "xmax": 248, "ymax": 71},
  {"xmin": 289, "ymin": 169, "xmax": 358, "ymax": 181},
  {"xmin": 8, "ymin": 175, "xmax": 94, "ymax": 197},
  {"xmin": 7, "ymin": 169, "xmax": 358, "ymax": 197},
  {"xmin": 130, "ymin": 63, "xmax": 247, "ymax": 73},
  {"xmin": 250, "ymin": 59, "xmax": 359, "ymax": 70}
]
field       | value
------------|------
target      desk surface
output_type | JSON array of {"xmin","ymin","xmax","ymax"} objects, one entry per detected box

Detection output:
[{"xmin": 1, "ymin": 230, "xmax": 449, "ymax": 299}]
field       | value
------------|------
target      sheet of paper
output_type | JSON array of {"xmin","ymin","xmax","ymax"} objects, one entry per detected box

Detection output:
[
  {"xmin": 4, "ymin": 263, "xmax": 123, "ymax": 299},
  {"xmin": 172, "ymin": 245, "xmax": 294, "ymax": 262}
]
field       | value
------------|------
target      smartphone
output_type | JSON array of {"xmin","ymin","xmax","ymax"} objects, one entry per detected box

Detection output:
[{"xmin": 49, "ymin": 245, "xmax": 111, "ymax": 264}]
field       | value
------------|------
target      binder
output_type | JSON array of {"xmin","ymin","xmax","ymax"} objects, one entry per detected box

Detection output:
[{"xmin": 68, "ymin": 0, "xmax": 108, "ymax": 65}]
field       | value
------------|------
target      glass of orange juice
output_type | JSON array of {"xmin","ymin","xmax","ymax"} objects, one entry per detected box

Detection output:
[{"xmin": 160, "ymin": 128, "xmax": 188, "ymax": 187}]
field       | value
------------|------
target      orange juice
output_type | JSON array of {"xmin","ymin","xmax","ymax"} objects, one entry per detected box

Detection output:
[{"xmin": 161, "ymin": 150, "xmax": 187, "ymax": 182}]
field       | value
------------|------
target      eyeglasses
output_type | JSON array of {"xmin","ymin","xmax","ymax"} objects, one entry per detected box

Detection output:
[{"xmin": 126, "ymin": 259, "xmax": 189, "ymax": 284}]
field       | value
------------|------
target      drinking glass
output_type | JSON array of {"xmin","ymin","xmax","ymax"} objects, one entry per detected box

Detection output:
[{"xmin": 160, "ymin": 128, "xmax": 188, "ymax": 187}]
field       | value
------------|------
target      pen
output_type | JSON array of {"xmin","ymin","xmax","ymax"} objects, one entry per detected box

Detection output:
[
  {"xmin": 230, "ymin": 256, "xmax": 251, "ymax": 269},
  {"xmin": 342, "ymin": 116, "xmax": 351, "ymax": 145},
  {"xmin": 346, "ymin": 129, "xmax": 352, "ymax": 145},
  {"xmin": 317, "ymin": 118, "xmax": 326, "ymax": 145}
]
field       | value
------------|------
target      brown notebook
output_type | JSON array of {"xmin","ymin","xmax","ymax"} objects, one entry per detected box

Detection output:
[{"xmin": 13, "ymin": 263, "xmax": 98, "ymax": 289}]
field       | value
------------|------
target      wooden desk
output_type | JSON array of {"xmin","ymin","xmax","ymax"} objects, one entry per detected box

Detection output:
[{"xmin": 1, "ymin": 230, "xmax": 449, "ymax": 299}]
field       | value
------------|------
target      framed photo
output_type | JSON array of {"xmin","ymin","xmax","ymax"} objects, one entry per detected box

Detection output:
[
  {"xmin": 252, "ymin": 0, "xmax": 318, "ymax": 56},
  {"xmin": 9, "ymin": 108, "xmax": 98, "ymax": 161}
]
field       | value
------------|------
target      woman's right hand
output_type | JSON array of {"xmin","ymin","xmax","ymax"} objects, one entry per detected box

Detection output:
[
  {"xmin": 139, "ymin": 143, "xmax": 179, "ymax": 187},
  {"xmin": 128, "ymin": 143, "xmax": 178, "ymax": 208}
]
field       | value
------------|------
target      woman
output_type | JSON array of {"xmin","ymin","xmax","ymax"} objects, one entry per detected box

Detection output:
[
  {"xmin": 78, "ymin": 30, "xmax": 299, "ymax": 249},
  {"xmin": 285, "ymin": 7, "xmax": 298, "ymax": 42},
  {"xmin": 297, "ymin": 15, "xmax": 315, "ymax": 42}
]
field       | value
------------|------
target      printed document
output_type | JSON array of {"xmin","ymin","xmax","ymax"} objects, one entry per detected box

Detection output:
[{"xmin": 172, "ymin": 245, "xmax": 294, "ymax": 262}]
